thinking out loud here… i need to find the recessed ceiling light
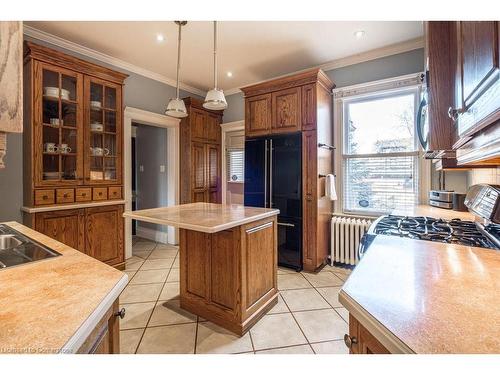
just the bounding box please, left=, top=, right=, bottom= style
left=226, top=71, right=233, bottom=78
left=354, top=30, right=365, bottom=39
left=156, top=33, right=165, bottom=42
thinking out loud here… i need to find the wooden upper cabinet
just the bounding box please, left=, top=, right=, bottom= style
left=453, top=21, right=500, bottom=140
left=206, top=113, right=221, bottom=144
left=271, top=87, right=301, bottom=133
left=460, top=22, right=499, bottom=107
left=191, top=108, right=207, bottom=142
left=85, top=205, right=123, bottom=266
left=301, top=84, right=317, bottom=131
left=245, top=93, right=272, bottom=137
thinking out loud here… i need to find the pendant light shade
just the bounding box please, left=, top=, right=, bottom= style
left=203, top=21, right=227, bottom=110
left=166, top=21, right=188, bottom=118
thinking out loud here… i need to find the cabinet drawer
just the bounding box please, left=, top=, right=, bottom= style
left=75, top=188, right=92, bottom=202
left=56, top=189, right=75, bottom=204
left=108, top=187, right=122, bottom=200
left=34, top=189, right=55, bottom=205
left=93, top=188, right=108, bottom=201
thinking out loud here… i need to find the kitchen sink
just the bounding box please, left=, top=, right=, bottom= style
left=0, top=224, right=61, bottom=269
left=0, top=234, right=23, bottom=250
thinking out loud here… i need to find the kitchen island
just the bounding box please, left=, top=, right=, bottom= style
left=339, top=235, right=500, bottom=354
left=0, top=222, right=128, bottom=354
left=123, top=203, right=280, bottom=335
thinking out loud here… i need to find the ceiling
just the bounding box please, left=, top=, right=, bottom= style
left=25, top=21, right=423, bottom=94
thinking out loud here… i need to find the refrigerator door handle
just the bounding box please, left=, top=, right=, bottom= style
left=264, top=139, right=268, bottom=208
left=269, top=139, right=273, bottom=208
left=278, top=222, right=295, bottom=227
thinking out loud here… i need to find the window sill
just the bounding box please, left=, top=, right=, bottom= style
left=227, top=181, right=244, bottom=184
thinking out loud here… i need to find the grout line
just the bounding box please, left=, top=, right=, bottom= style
left=248, top=329, right=256, bottom=352
left=194, top=317, right=199, bottom=354
left=279, top=292, right=312, bottom=350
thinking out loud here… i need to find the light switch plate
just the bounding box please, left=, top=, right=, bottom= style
left=139, top=165, right=144, bottom=172
left=160, top=165, right=165, bottom=173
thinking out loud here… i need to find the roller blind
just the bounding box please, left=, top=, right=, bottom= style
left=227, top=149, right=244, bottom=182
left=343, top=88, right=420, bottom=214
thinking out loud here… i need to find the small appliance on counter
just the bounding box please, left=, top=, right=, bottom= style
left=428, top=190, right=454, bottom=209
left=359, top=184, right=500, bottom=259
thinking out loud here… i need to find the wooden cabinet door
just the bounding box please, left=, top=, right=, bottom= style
left=245, top=93, right=272, bottom=137
left=207, top=144, right=220, bottom=203
left=191, top=142, right=207, bottom=202
left=34, top=62, right=84, bottom=187
left=191, top=108, right=207, bottom=142
left=301, top=84, right=317, bottom=131
left=84, top=76, right=123, bottom=185
left=85, top=205, right=124, bottom=266
left=35, top=209, right=85, bottom=251
left=272, top=87, right=301, bottom=134
left=455, top=21, right=500, bottom=138
left=302, top=130, right=318, bottom=271
left=206, top=113, right=221, bottom=144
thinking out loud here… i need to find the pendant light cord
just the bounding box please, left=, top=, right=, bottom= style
left=176, top=22, right=182, bottom=99
left=213, top=21, right=218, bottom=90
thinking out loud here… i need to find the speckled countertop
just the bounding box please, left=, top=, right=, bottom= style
left=0, top=222, right=127, bottom=354
left=123, top=202, right=279, bottom=233
left=339, top=206, right=500, bottom=353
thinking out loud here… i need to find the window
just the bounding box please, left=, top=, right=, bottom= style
left=343, top=88, right=420, bottom=214
left=227, top=149, right=244, bottom=182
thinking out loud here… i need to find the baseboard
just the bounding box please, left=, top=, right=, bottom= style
left=135, top=225, right=168, bottom=244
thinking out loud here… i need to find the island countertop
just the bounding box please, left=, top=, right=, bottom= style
left=123, top=202, right=280, bottom=233
left=0, top=221, right=127, bottom=353
left=339, top=235, right=500, bottom=354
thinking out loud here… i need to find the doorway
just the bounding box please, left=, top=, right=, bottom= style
left=123, top=107, right=180, bottom=259
left=221, top=120, right=245, bottom=205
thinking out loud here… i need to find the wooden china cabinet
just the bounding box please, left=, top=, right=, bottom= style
left=22, top=42, right=127, bottom=268
left=179, top=97, right=224, bottom=204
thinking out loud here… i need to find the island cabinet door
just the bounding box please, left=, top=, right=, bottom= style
left=84, top=204, right=124, bottom=266
left=347, top=313, right=390, bottom=354
left=35, top=209, right=85, bottom=252
left=241, top=218, right=278, bottom=319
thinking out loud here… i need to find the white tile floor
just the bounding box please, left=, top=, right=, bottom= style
left=119, top=236, right=352, bottom=354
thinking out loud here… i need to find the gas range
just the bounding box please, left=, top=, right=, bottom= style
left=371, top=215, right=500, bottom=249
left=359, top=184, right=500, bottom=257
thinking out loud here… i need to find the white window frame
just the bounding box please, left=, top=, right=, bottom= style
left=333, top=73, right=430, bottom=217
left=226, top=148, right=245, bottom=183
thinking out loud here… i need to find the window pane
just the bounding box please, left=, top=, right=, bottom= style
left=344, top=155, right=419, bottom=214
left=346, top=93, right=416, bottom=155
left=227, top=149, right=244, bottom=182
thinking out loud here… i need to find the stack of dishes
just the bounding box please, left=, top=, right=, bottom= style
left=43, top=87, right=70, bottom=100
left=43, top=172, right=59, bottom=180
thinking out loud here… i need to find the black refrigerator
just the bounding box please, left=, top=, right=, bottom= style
left=244, top=133, right=302, bottom=270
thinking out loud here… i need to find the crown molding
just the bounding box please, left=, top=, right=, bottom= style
left=224, top=37, right=424, bottom=96
left=23, top=25, right=207, bottom=97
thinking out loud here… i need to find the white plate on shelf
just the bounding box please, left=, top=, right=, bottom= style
left=90, top=101, right=102, bottom=109
left=43, top=87, right=70, bottom=100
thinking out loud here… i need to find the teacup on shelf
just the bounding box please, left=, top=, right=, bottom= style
left=90, top=147, right=110, bottom=156
left=90, top=101, right=102, bottom=109
left=44, top=142, right=58, bottom=154
left=90, top=122, right=104, bottom=132
left=49, top=118, right=63, bottom=126
left=59, top=144, right=72, bottom=154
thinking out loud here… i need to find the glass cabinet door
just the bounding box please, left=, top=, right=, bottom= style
left=85, top=77, right=122, bottom=184
left=38, top=63, right=83, bottom=186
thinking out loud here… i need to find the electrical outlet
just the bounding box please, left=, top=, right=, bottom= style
left=160, top=165, right=165, bottom=173
left=139, top=165, right=144, bottom=172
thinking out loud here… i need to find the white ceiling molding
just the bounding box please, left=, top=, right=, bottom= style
left=23, top=25, right=207, bottom=97
left=223, top=37, right=424, bottom=96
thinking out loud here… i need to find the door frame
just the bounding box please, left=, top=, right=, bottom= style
left=124, top=106, right=180, bottom=259
left=220, top=120, right=245, bottom=204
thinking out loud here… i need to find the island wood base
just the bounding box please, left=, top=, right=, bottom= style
left=179, top=216, right=278, bottom=336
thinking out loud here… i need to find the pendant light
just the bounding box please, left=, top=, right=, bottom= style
left=203, top=21, right=227, bottom=110
left=165, top=21, right=188, bottom=118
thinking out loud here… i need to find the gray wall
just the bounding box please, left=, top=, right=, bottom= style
left=0, top=35, right=200, bottom=223
left=134, top=124, right=168, bottom=233
left=222, top=49, right=425, bottom=123
left=0, top=133, right=23, bottom=222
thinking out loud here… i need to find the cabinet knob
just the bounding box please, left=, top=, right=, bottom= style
left=63, top=193, right=68, bottom=198
left=448, top=106, right=466, bottom=122
left=114, top=308, right=126, bottom=319
left=344, top=334, right=358, bottom=349
left=43, top=195, right=48, bottom=200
